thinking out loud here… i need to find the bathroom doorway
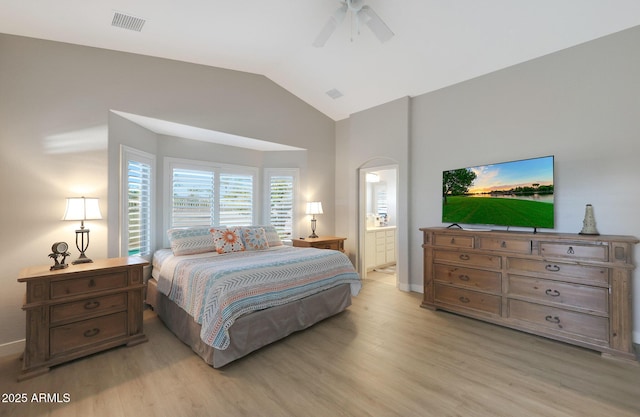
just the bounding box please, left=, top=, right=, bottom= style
left=359, top=165, right=398, bottom=286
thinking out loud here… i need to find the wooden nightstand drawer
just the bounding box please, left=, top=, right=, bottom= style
left=50, top=312, right=128, bottom=356
left=50, top=293, right=128, bottom=325
left=50, top=271, right=128, bottom=299
left=292, top=236, right=346, bottom=252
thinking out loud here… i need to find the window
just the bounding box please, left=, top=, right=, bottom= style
left=171, top=168, right=215, bottom=227
left=165, top=158, right=257, bottom=231
left=121, top=146, right=154, bottom=257
left=265, top=169, right=298, bottom=242
left=219, top=173, right=253, bottom=226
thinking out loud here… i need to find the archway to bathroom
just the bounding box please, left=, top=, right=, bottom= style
left=358, top=163, right=398, bottom=287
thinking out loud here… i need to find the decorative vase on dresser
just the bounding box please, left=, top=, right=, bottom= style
left=420, top=227, right=638, bottom=361
left=17, top=256, right=149, bottom=380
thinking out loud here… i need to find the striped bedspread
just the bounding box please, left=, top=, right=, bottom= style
left=154, top=246, right=361, bottom=350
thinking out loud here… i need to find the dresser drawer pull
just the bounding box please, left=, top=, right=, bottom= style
left=567, top=246, right=575, bottom=255
left=459, top=254, right=470, bottom=261
left=84, top=300, right=101, bottom=310
left=83, top=328, right=100, bottom=338
left=545, top=264, right=560, bottom=272
left=450, top=238, right=455, bottom=244
left=501, top=241, right=507, bottom=248
left=89, top=279, right=96, bottom=287
left=458, top=275, right=470, bottom=282
left=459, top=296, right=470, bottom=303
left=545, top=289, right=561, bottom=297
left=545, top=315, right=561, bottom=324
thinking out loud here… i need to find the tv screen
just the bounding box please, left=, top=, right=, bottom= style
left=442, top=155, right=554, bottom=230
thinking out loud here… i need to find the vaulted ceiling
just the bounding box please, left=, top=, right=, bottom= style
left=3, top=1, right=640, bottom=121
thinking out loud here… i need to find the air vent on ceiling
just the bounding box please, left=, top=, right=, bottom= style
left=326, top=88, right=343, bottom=99
left=112, top=11, right=146, bottom=32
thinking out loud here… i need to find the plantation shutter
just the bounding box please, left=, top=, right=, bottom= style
left=219, top=173, right=253, bottom=226
left=171, top=168, right=215, bottom=227
left=127, top=160, right=152, bottom=256
left=269, top=175, right=294, bottom=240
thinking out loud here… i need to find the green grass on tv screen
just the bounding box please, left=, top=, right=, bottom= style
left=442, top=196, right=554, bottom=228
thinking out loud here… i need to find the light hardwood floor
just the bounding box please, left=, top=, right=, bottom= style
left=2, top=272, right=640, bottom=417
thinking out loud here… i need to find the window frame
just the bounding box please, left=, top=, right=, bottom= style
left=120, top=145, right=155, bottom=259
left=264, top=168, right=299, bottom=243
left=163, top=157, right=259, bottom=245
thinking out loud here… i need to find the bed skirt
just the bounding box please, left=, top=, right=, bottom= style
left=146, top=278, right=352, bottom=368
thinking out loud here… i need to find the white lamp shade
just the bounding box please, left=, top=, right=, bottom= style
left=63, top=197, right=103, bottom=221
left=306, top=201, right=323, bottom=215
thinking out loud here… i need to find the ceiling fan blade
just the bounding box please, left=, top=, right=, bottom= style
left=313, top=4, right=348, bottom=47
left=358, top=5, right=394, bottom=43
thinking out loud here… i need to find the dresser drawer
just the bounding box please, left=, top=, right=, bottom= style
left=434, top=265, right=501, bottom=292
left=434, top=250, right=501, bottom=269
left=315, top=241, right=342, bottom=250
left=478, top=237, right=531, bottom=254
left=433, top=234, right=474, bottom=249
left=435, top=284, right=501, bottom=315
left=508, top=300, right=608, bottom=343
left=50, top=271, right=128, bottom=299
left=508, top=275, right=608, bottom=314
left=539, top=242, right=608, bottom=262
left=50, top=293, right=128, bottom=325
left=50, top=312, right=128, bottom=356
left=507, top=258, right=608, bottom=286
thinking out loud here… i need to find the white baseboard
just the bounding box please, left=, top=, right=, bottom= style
left=0, top=339, right=24, bottom=358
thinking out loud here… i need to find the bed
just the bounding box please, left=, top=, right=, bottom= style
left=146, top=225, right=361, bottom=368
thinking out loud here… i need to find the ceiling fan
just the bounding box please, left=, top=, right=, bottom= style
left=313, top=0, right=394, bottom=47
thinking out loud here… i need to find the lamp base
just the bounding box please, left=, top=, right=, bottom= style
left=308, top=233, right=319, bottom=238
left=72, top=257, right=93, bottom=265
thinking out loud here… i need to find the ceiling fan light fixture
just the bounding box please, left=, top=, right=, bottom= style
left=313, top=0, right=393, bottom=47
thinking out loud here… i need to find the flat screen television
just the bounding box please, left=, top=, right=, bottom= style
left=442, top=155, right=554, bottom=231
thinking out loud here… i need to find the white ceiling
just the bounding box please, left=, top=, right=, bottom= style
left=3, top=1, right=640, bottom=121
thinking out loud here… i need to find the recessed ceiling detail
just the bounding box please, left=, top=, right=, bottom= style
left=326, top=88, right=344, bottom=99
left=111, top=11, right=146, bottom=32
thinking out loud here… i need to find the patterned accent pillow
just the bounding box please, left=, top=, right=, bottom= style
left=167, top=227, right=216, bottom=256
left=211, top=227, right=245, bottom=254
left=242, top=227, right=269, bottom=250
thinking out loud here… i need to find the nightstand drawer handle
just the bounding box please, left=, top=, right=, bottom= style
left=459, top=254, right=470, bottom=261
left=83, top=328, right=100, bottom=338
left=458, top=275, right=470, bottom=281
left=545, top=264, right=560, bottom=272
left=84, top=301, right=101, bottom=310
left=459, top=296, right=470, bottom=303
left=545, top=315, right=561, bottom=324
left=545, top=289, right=560, bottom=297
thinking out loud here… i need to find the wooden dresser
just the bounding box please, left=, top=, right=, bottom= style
left=18, top=257, right=148, bottom=380
left=292, top=236, right=346, bottom=252
left=420, top=227, right=638, bottom=361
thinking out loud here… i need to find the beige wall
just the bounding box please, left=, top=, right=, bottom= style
left=0, top=34, right=335, bottom=350
left=336, top=25, right=640, bottom=342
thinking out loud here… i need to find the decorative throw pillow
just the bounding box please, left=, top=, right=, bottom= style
left=242, top=227, right=269, bottom=250
left=261, top=225, right=284, bottom=247
left=211, top=227, right=245, bottom=254
left=167, top=227, right=216, bottom=256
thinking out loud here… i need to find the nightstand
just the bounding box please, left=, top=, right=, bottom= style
left=292, top=236, right=346, bottom=252
left=17, top=256, right=148, bottom=380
